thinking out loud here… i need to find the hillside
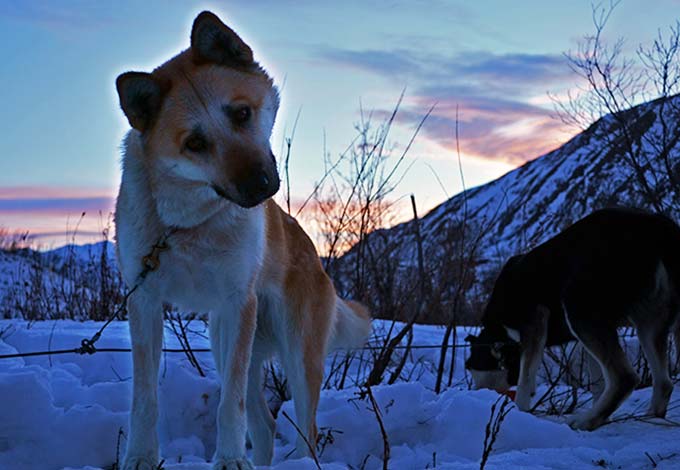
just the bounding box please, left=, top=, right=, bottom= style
left=333, top=95, right=680, bottom=323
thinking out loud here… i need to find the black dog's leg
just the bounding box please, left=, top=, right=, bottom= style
left=516, top=306, right=549, bottom=411
left=566, top=311, right=639, bottom=430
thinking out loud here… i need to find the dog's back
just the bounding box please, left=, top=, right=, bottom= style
left=469, top=208, right=680, bottom=429
left=491, top=208, right=680, bottom=337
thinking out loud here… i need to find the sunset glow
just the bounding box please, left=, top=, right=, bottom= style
left=1, top=1, right=676, bottom=246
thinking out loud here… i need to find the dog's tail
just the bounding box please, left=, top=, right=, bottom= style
left=328, top=297, right=372, bottom=351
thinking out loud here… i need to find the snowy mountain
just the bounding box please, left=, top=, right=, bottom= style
left=334, top=95, right=680, bottom=323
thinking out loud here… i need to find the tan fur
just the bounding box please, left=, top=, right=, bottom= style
left=231, top=293, right=257, bottom=389
left=115, top=12, right=370, bottom=469
left=259, top=200, right=336, bottom=448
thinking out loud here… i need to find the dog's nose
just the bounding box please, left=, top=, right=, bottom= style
left=243, top=170, right=271, bottom=196
left=236, top=168, right=279, bottom=207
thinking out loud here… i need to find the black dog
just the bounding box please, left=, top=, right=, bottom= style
left=466, top=208, right=680, bottom=430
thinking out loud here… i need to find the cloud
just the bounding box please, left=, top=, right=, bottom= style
left=401, top=109, right=567, bottom=164
left=0, top=197, right=114, bottom=213
left=321, top=48, right=424, bottom=77
left=0, top=186, right=115, bottom=213
left=398, top=92, right=572, bottom=164
left=452, top=51, right=568, bottom=85
left=321, top=48, right=569, bottom=88
left=0, top=186, right=116, bottom=247
left=318, top=47, right=576, bottom=163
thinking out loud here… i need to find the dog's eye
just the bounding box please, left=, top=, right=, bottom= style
left=184, top=134, right=209, bottom=153
left=230, top=105, right=252, bottom=125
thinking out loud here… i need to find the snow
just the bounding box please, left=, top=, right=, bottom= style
left=2, top=320, right=680, bottom=470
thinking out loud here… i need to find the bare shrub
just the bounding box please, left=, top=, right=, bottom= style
left=0, top=228, right=30, bottom=252
left=1, top=213, right=125, bottom=321
left=553, top=1, right=680, bottom=212
left=287, top=95, right=440, bottom=388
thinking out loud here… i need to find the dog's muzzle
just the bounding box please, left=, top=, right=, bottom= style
left=212, top=167, right=280, bottom=209
left=237, top=167, right=280, bottom=207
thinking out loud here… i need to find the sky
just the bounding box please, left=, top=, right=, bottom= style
left=0, top=0, right=678, bottom=247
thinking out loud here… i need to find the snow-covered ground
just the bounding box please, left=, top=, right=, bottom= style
left=1, top=320, right=680, bottom=470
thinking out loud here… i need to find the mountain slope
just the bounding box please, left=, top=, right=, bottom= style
left=335, top=95, right=680, bottom=323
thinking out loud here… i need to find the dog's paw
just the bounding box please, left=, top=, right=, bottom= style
left=212, top=457, right=255, bottom=470
left=649, top=389, right=672, bottom=418
left=648, top=400, right=668, bottom=418
left=122, top=456, right=157, bottom=470
left=566, top=412, right=604, bottom=431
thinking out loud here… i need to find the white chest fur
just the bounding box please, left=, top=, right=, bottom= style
left=153, top=213, right=265, bottom=311
left=115, top=132, right=266, bottom=313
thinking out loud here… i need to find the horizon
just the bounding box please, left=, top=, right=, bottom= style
left=1, top=0, right=677, bottom=248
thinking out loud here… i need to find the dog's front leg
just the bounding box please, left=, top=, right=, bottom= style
left=123, top=292, right=163, bottom=470
left=515, top=305, right=549, bottom=411
left=210, top=291, right=257, bottom=470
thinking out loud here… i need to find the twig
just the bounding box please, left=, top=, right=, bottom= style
left=365, top=385, right=390, bottom=470
left=113, top=427, right=125, bottom=470
left=281, top=410, right=321, bottom=469
left=480, top=395, right=513, bottom=470
left=645, top=451, right=657, bottom=468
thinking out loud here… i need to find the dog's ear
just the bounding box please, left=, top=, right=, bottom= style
left=465, top=334, right=478, bottom=343
left=116, top=72, right=164, bottom=132
left=191, top=11, right=253, bottom=66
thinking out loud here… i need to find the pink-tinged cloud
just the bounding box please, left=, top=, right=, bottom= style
left=397, top=96, right=575, bottom=164
left=0, top=186, right=116, bottom=247
left=0, top=186, right=115, bottom=199
left=0, top=197, right=114, bottom=213
left=319, top=47, right=578, bottom=164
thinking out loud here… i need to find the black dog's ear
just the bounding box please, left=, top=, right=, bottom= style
left=191, top=11, right=253, bottom=66
left=116, top=72, right=164, bottom=132
left=465, top=334, right=478, bottom=343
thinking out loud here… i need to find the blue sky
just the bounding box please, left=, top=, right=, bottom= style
left=1, top=0, right=678, bottom=244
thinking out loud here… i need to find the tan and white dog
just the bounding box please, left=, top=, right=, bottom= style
left=114, top=11, right=371, bottom=470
